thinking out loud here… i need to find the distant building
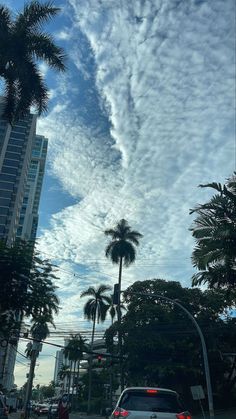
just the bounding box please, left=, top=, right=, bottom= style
left=0, top=100, right=48, bottom=391
left=16, top=135, right=48, bottom=241
left=54, top=350, right=64, bottom=384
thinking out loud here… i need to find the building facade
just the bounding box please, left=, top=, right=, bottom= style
left=0, top=103, right=37, bottom=244
left=0, top=102, right=48, bottom=391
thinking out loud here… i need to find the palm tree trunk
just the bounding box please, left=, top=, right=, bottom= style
left=117, top=257, right=124, bottom=391
left=87, top=305, right=97, bottom=414
left=72, top=361, right=76, bottom=409
left=24, top=350, right=37, bottom=419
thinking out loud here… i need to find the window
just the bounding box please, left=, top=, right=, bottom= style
left=5, top=152, right=21, bottom=160
left=0, top=190, right=11, bottom=198
left=0, top=207, right=8, bottom=215
left=120, top=391, right=183, bottom=413
left=4, top=159, right=19, bottom=168
left=0, top=215, right=7, bottom=225
left=8, top=138, right=24, bottom=146
left=1, top=166, right=18, bottom=175
left=0, top=198, right=11, bottom=209
left=0, top=174, right=15, bottom=182
left=7, top=145, right=22, bottom=153
left=10, top=132, right=25, bottom=140
left=0, top=182, right=14, bottom=191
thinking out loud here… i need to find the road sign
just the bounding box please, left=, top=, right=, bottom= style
left=191, top=385, right=205, bottom=400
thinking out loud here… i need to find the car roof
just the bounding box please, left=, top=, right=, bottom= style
left=121, top=387, right=177, bottom=394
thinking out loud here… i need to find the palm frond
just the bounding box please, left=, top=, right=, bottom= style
left=18, top=1, right=60, bottom=30
left=199, top=182, right=223, bottom=193
left=97, top=284, right=112, bottom=295
left=29, top=32, right=66, bottom=71
left=0, top=6, right=11, bottom=33
left=80, top=287, right=96, bottom=298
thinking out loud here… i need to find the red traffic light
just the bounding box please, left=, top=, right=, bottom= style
left=97, top=355, right=102, bottom=363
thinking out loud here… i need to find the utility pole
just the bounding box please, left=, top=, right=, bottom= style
left=126, top=291, right=215, bottom=419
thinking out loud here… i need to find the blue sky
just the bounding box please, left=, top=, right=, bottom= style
left=5, top=0, right=235, bottom=385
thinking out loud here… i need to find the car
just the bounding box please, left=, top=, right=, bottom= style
left=35, top=404, right=49, bottom=416
left=0, top=396, right=8, bottom=419
left=110, top=387, right=192, bottom=419
left=48, top=404, right=59, bottom=419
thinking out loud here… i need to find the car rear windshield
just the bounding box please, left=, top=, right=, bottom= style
left=119, top=391, right=183, bottom=413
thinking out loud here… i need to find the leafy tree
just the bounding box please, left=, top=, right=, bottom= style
left=0, top=239, right=59, bottom=336
left=190, top=173, right=236, bottom=291
left=80, top=284, right=111, bottom=413
left=104, top=219, right=142, bottom=389
left=0, top=0, right=66, bottom=123
left=105, top=279, right=236, bottom=409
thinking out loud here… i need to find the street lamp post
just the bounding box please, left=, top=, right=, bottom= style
left=126, top=292, right=215, bottom=419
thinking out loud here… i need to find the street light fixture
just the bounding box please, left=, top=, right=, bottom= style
left=124, top=291, right=215, bottom=419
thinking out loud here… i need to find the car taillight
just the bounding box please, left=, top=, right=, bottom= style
left=113, top=408, right=130, bottom=417
left=176, top=413, right=192, bottom=419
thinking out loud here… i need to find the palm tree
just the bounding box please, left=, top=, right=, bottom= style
left=107, top=294, right=126, bottom=325
left=190, top=173, right=236, bottom=291
left=58, top=364, right=70, bottom=393
left=64, top=334, right=87, bottom=403
left=24, top=314, right=54, bottom=418
left=80, top=284, right=111, bottom=413
left=104, top=219, right=142, bottom=389
left=0, top=1, right=66, bottom=123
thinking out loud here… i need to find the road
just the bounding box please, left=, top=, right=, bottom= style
left=9, top=408, right=236, bottom=419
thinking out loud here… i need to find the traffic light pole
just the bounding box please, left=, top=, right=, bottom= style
left=125, top=292, right=215, bottom=419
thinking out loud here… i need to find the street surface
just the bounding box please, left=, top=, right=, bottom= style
left=9, top=408, right=236, bottom=419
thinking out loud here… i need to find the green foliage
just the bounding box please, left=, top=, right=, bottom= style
left=0, top=0, right=66, bottom=122
left=80, top=284, right=112, bottom=326
left=0, top=239, right=59, bottom=336
left=64, top=334, right=87, bottom=362
left=190, top=173, right=236, bottom=290
left=105, top=279, right=236, bottom=407
left=105, top=219, right=143, bottom=267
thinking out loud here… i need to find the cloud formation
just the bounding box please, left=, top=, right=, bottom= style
left=14, top=0, right=235, bottom=387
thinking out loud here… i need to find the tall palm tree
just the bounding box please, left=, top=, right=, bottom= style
left=64, top=334, right=87, bottom=402
left=80, top=284, right=111, bottom=413
left=24, top=314, right=54, bottom=418
left=190, top=173, right=236, bottom=291
left=104, top=219, right=142, bottom=390
left=0, top=1, right=66, bottom=123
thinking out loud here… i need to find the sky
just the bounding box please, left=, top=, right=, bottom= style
left=5, top=0, right=235, bottom=387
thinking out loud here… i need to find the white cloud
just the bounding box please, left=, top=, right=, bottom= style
left=25, top=0, right=236, bottom=385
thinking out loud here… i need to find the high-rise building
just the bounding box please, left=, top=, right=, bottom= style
left=0, top=100, right=48, bottom=391
left=0, top=100, right=37, bottom=244
left=16, top=135, right=48, bottom=241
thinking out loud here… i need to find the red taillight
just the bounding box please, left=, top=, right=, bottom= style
left=113, top=408, right=130, bottom=417
left=146, top=389, right=158, bottom=394
left=176, top=413, right=192, bottom=419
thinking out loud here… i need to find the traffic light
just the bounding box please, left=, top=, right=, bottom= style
left=113, top=283, right=119, bottom=305
left=97, top=355, right=102, bottom=364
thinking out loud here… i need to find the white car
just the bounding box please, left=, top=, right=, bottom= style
left=110, top=387, right=192, bottom=419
